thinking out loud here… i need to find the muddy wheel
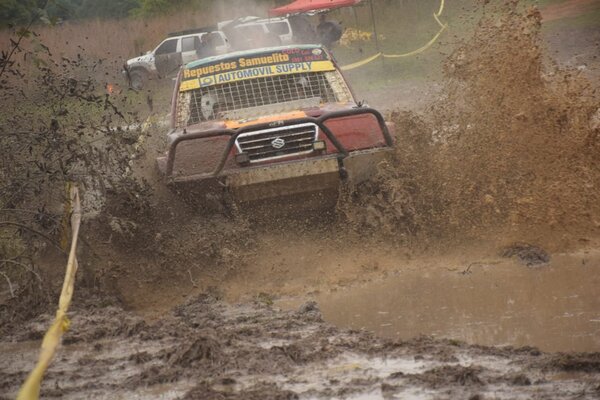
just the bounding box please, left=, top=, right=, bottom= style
left=222, top=188, right=241, bottom=218
left=128, top=69, right=148, bottom=90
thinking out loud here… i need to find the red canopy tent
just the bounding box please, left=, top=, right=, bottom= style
left=269, top=0, right=363, bottom=16
left=269, top=0, right=379, bottom=55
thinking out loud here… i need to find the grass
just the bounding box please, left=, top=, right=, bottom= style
left=543, top=7, right=600, bottom=30
left=333, top=0, right=600, bottom=91
left=338, top=48, right=445, bottom=93
left=330, top=0, right=476, bottom=90
left=532, top=0, right=568, bottom=6
left=0, top=14, right=210, bottom=61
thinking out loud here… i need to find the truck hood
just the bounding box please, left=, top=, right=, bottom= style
left=224, top=102, right=359, bottom=129
left=127, top=52, right=154, bottom=67
left=168, top=101, right=359, bottom=144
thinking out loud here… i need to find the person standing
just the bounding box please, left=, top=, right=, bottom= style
left=316, top=14, right=343, bottom=48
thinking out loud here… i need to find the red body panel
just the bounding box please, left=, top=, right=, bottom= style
left=163, top=111, right=389, bottom=177
left=170, top=136, right=238, bottom=177
left=321, top=113, right=386, bottom=153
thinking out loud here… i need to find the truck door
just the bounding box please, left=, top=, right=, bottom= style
left=209, top=32, right=230, bottom=54
left=267, top=21, right=293, bottom=45
left=154, top=38, right=182, bottom=77
left=181, top=35, right=201, bottom=64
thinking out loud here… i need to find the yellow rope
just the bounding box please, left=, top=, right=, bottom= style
left=340, top=52, right=382, bottom=71
left=340, top=0, right=446, bottom=70
left=17, top=186, right=82, bottom=400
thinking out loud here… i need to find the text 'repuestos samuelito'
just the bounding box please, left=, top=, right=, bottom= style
left=183, top=53, right=293, bottom=79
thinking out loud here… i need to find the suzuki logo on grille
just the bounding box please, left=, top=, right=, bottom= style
left=271, top=137, right=285, bottom=149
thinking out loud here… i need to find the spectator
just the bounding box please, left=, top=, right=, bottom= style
left=196, top=33, right=217, bottom=58
left=316, top=14, right=342, bottom=49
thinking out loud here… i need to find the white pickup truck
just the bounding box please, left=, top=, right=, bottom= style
left=122, top=16, right=322, bottom=90
left=123, top=30, right=230, bottom=90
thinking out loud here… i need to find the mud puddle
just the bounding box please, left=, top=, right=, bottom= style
left=279, top=248, right=600, bottom=353
left=2, top=295, right=600, bottom=399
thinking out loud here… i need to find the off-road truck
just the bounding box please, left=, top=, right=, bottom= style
left=156, top=44, right=394, bottom=211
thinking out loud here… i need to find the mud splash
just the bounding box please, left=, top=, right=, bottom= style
left=340, top=1, right=600, bottom=249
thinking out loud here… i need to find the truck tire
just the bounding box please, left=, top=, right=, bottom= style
left=128, top=69, right=148, bottom=90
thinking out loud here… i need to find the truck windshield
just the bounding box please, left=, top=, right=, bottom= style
left=175, top=47, right=353, bottom=127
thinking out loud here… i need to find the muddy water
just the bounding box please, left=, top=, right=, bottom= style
left=5, top=296, right=599, bottom=399
left=282, top=249, right=600, bottom=353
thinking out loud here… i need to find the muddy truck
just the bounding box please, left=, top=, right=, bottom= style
left=156, top=44, right=394, bottom=212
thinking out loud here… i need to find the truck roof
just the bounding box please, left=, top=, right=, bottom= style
left=168, top=26, right=216, bottom=37
left=184, top=44, right=325, bottom=69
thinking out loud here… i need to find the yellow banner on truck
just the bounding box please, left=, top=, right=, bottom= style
left=179, top=47, right=336, bottom=92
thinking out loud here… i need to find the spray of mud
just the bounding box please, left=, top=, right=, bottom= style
left=341, top=1, right=600, bottom=250
left=87, top=1, right=600, bottom=309
left=6, top=1, right=598, bottom=321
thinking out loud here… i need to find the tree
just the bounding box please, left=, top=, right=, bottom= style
left=0, top=0, right=41, bottom=27
left=45, top=0, right=80, bottom=21
left=76, top=0, right=139, bottom=19
left=131, top=0, right=189, bottom=17
left=0, top=0, right=141, bottom=26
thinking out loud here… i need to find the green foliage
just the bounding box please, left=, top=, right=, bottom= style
left=0, top=0, right=43, bottom=27
left=0, top=0, right=286, bottom=25
left=76, top=0, right=139, bottom=19
left=0, top=0, right=141, bottom=26
left=130, top=0, right=280, bottom=18
left=131, top=0, right=181, bottom=17
left=45, top=0, right=78, bottom=21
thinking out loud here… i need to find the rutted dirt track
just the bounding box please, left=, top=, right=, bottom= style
left=2, top=296, right=600, bottom=399
left=2, top=1, right=600, bottom=399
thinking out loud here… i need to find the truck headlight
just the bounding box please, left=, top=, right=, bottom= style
left=313, top=140, right=326, bottom=151
left=235, top=152, right=250, bottom=164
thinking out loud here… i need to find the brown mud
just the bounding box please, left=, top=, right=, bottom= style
left=2, top=295, right=600, bottom=399
left=341, top=2, right=600, bottom=250
left=2, top=1, right=600, bottom=399
left=279, top=246, right=600, bottom=354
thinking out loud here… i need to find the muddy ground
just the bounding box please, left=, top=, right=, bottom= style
left=2, top=295, right=600, bottom=399
left=1, top=1, right=600, bottom=399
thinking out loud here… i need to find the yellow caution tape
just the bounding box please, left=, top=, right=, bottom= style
left=384, top=0, right=446, bottom=58
left=433, top=9, right=445, bottom=28
left=340, top=0, right=446, bottom=70
left=17, top=186, right=82, bottom=400
left=141, top=114, right=157, bottom=133
left=340, top=52, right=382, bottom=71
left=437, top=0, right=445, bottom=18
left=59, top=182, right=72, bottom=251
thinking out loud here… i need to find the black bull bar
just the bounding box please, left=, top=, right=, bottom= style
left=165, top=107, right=394, bottom=181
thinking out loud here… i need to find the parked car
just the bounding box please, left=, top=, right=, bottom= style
left=123, top=29, right=230, bottom=90
left=217, top=16, right=296, bottom=50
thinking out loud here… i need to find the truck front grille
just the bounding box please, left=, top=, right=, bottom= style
left=235, top=123, right=318, bottom=162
